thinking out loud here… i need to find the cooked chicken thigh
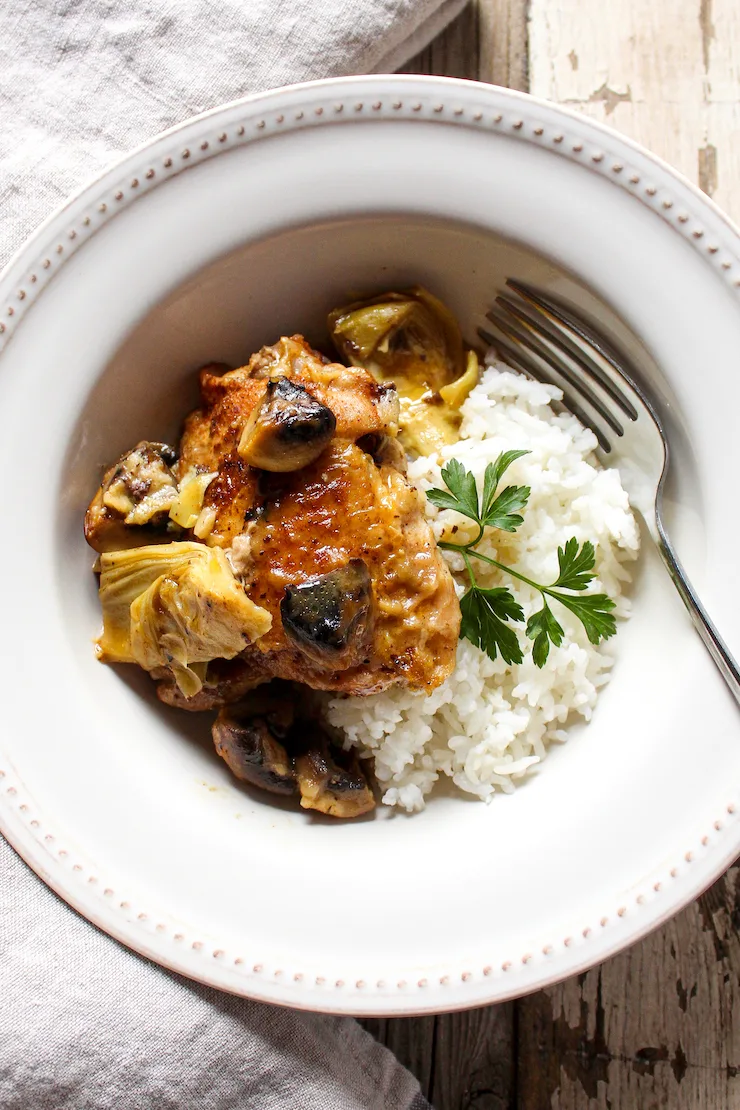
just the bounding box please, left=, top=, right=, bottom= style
left=166, top=335, right=460, bottom=698
left=87, top=333, right=460, bottom=707
left=85, top=324, right=464, bottom=817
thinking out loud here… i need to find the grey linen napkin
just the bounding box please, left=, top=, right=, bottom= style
left=0, top=842, right=428, bottom=1109
left=0, top=0, right=466, bottom=264
left=0, top=0, right=469, bottom=1105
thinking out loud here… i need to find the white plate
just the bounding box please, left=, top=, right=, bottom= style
left=2, top=75, right=740, bottom=1017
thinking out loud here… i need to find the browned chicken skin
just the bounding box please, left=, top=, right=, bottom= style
left=82, top=328, right=463, bottom=816
left=178, top=339, right=398, bottom=481
left=85, top=333, right=462, bottom=814
left=168, top=335, right=460, bottom=698
left=234, top=440, right=458, bottom=692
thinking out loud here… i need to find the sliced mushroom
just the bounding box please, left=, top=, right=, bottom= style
left=213, top=695, right=297, bottom=796
left=356, top=432, right=408, bottom=474
left=154, top=650, right=269, bottom=712
left=84, top=441, right=179, bottom=553
left=280, top=559, right=373, bottom=667
left=238, top=378, right=336, bottom=472
left=294, top=728, right=375, bottom=818
left=209, top=684, right=376, bottom=817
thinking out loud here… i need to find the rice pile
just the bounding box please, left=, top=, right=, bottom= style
left=327, top=360, right=640, bottom=812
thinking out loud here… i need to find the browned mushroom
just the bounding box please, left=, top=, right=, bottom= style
left=154, top=656, right=268, bottom=711
left=212, top=693, right=297, bottom=796
left=211, top=687, right=375, bottom=817
left=356, top=432, right=408, bottom=473
left=238, top=378, right=336, bottom=472
left=84, top=441, right=179, bottom=553
left=280, top=559, right=373, bottom=667
left=294, top=727, right=376, bottom=818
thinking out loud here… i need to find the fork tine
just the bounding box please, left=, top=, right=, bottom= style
left=495, top=293, right=638, bottom=422
left=489, top=301, right=625, bottom=438
left=506, top=280, right=640, bottom=420
left=477, top=324, right=612, bottom=453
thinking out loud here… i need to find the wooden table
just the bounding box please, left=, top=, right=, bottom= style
left=361, top=3, right=740, bottom=1106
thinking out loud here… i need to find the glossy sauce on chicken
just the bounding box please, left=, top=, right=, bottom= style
left=173, top=336, right=460, bottom=695
left=84, top=304, right=469, bottom=817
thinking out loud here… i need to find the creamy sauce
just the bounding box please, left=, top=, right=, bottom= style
left=375, top=350, right=480, bottom=456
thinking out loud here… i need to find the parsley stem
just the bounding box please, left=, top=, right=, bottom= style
left=439, top=522, right=484, bottom=550
left=465, top=547, right=542, bottom=592
left=461, top=548, right=478, bottom=587
left=428, top=456, right=615, bottom=664
left=439, top=540, right=479, bottom=588
left=462, top=546, right=585, bottom=605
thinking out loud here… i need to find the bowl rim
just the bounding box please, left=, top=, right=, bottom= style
left=4, top=73, right=740, bottom=299
left=2, top=73, right=740, bottom=1016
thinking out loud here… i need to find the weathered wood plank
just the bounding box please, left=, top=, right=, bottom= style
left=528, top=0, right=740, bottom=221
left=431, top=1004, right=515, bottom=1109
left=518, top=870, right=740, bottom=1108
left=404, top=0, right=481, bottom=80
left=478, top=0, right=530, bottom=91
left=522, top=1, right=740, bottom=1106
left=403, top=0, right=529, bottom=90
left=360, top=1006, right=516, bottom=1109
left=360, top=1017, right=437, bottom=1100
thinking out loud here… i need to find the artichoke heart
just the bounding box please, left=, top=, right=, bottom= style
left=328, top=288, right=479, bottom=455
left=328, top=286, right=465, bottom=393
left=168, top=468, right=218, bottom=528
left=96, top=541, right=272, bottom=696
left=439, top=349, right=480, bottom=409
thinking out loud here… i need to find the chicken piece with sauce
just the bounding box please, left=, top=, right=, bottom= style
left=84, top=291, right=471, bottom=816
left=147, top=334, right=460, bottom=704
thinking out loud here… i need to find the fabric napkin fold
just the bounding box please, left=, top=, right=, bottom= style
left=0, top=0, right=470, bottom=1106
left=0, top=0, right=467, bottom=267
left=0, top=843, right=428, bottom=1110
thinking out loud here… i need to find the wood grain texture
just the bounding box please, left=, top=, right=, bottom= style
left=518, top=870, right=740, bottom=1108
left=431, top=1005, right=515, bottom=1109
left=404, top=0, right=529, bottom=88
left=362, top=3, right=740, bottom=1107
left=528, top=0, right=740, bottom=221
left=477, top=0, right=529, bottom=90
left=404, top=0, right=481, bottom=80
left=361, top=1006, right=515, bottom=1109
left=524, top=2, right=740, bottom=1107
left=361, top=1017, right=437, bottom=1099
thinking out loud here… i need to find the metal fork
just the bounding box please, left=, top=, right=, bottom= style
left=478, top=279, right=740, bottom=704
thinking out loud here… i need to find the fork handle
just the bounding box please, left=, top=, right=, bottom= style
left=657, top=524, right=740, bottom=703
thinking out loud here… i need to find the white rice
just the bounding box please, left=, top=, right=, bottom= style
left=327, top=361, right=640, bottom=812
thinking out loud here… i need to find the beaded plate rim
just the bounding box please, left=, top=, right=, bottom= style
left=2, top=74, right=740, bottom=1016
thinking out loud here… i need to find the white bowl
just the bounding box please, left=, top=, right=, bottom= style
left=3, top=75, right=740, bottom=1016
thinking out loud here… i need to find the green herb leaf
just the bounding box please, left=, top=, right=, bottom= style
left=478, top=585, right=525, bottom=625
left=481, top=449, right=530, bottom=519
left=425, top=487, right=469, bottom=516
left=460, top=586, right=524, bottom=665
left=426, top=458, right=480, bottom=523
left=552, top=538, right=597, bottom=592
left=548, top=591, right=617, bottom=645
left=430, top=455, right=618, bottom=671
left=525, top=602, right=564, bottom=667
left=483, top=484, right=531, bottom=532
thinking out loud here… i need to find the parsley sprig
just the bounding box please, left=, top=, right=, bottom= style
left=427, top=455, right=617, bottom=667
